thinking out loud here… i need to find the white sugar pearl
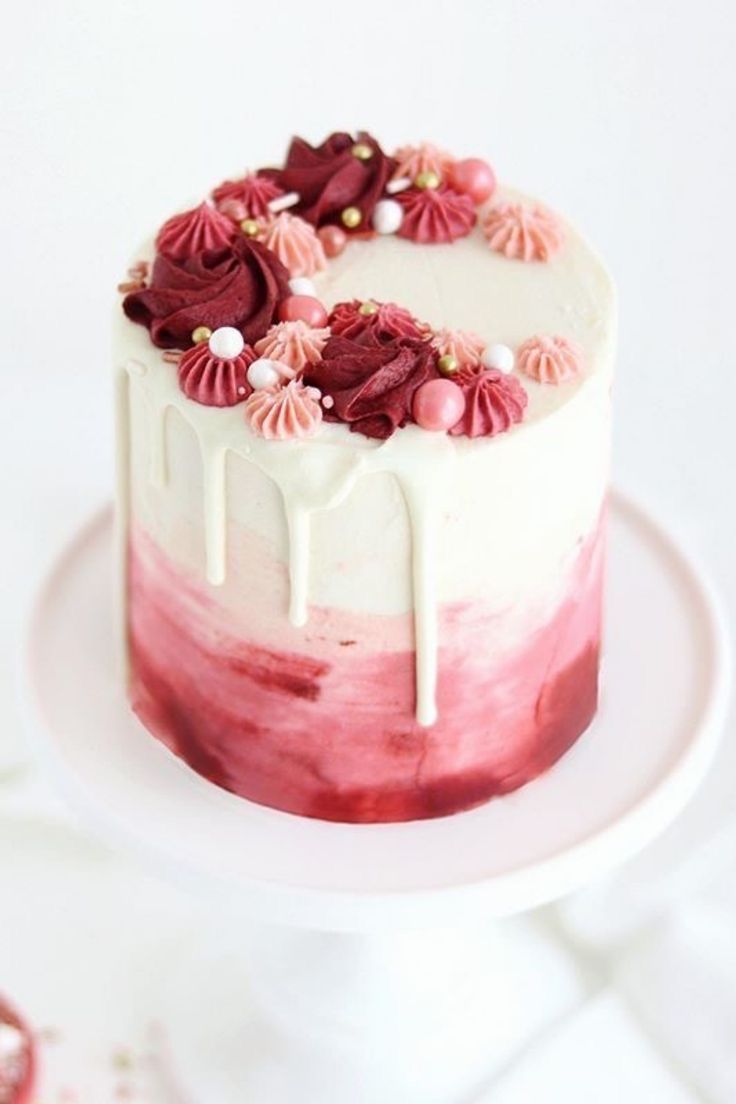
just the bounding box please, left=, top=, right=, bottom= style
left=482, top=343, right=515, bottom=374
left=208, top=326, right=244, bottom=360
left=322, top=394, right=334, bottom=409
left=372, top=198, right=404, bottom=235
left=247, top=358, right=282, bottom=390
left=289, top=276, right=317, bottom=297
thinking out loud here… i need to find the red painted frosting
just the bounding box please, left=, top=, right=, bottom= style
left=212, top=172, right=284, bottom=220
left=396, top=186, right=476, bottom=244
left=128, top=519, right=604, bottom=823
left=123, top=238, right=291, bottom=348
left=449, top=368, right=528, bottom=438
left=155, top=202, right=236, bottom=261
left=261, top=131, right=395, bottom=230
left=0, top=996, right=35, bottom=1104
left=328, top=299, right=430, bottom=343
left=177, top=341, right=256, bottom=406
left=303, top=333, right=438, bottom=439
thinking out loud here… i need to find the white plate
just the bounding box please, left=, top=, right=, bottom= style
left=21, top=491, right=730, bottom=931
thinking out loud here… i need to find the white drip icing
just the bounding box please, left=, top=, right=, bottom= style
left=148, top=398, right=169, bottom=488
left=284, top=501, right=310, bottom=627
left=121, top=367, right=450, bottom=726
left=398, top=478, right=439, bottom=727
left=201, top=441, right=228, bottom=586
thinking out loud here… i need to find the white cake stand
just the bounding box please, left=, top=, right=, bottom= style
left=20, top=491, right=730, bottom=1104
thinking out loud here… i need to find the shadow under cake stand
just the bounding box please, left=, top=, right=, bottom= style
left=21, top=491, right=730, bottom=1104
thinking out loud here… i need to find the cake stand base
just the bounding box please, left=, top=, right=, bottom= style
left=21, top=491, right=730, bottom=1104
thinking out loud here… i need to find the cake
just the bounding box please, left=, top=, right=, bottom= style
left=114, top=131, right=615, bottom=823
left=0, top=997, right=35, bottom=1104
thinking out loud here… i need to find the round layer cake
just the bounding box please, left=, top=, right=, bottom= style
left=114, top=132, right=616, bottom=823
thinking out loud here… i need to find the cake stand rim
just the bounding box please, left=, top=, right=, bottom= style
left=18, top=488, right=732, bottom=930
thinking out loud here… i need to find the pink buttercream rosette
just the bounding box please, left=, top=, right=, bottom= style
left=516, top=334, right=583, bottom=384
left=260, top=212, right=327, bottom=278
left=482, top=202, right=563, bottom=262
left=391, top=142, right=455, bottom=183
left=155, top=202, right=235, bottom=261
left=244, top=380, right=323, bottom=440
left=254, top=320, right=330, bottom=373
left=177, top=340, right=256, bottom=406
left=432, top=328, right=485, bottom=369
left=212, top=172, right=284, bottom=221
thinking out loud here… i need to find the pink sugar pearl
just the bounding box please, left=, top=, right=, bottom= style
left=317, top=225, right=348, bottom=258
left=278, top=295, right=328, bottom=327
left=413, top=379, right=466, bottom=432
left=448, top=158, right=497, bottom=205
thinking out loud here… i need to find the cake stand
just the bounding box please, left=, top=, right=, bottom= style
left=20, top=491, right=730, bottom=1104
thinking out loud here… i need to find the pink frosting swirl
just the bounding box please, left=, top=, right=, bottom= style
left=212, top=173, right=284, bottom=220
left=391, top=142, right=454, bottom=183
left=155, top=202, right=236, bottom=261
left=260, top=212, right=327, bottom=278
left=177, top=340, right=256, bottom=406
left=397, top=186, right=476, bottom=244
left=449, top=368, right=528, bottom=438
left=432, top=328, right=485, bottom=369
left=482, top=202, right=563, bottom=262
left=254, top=320, right=330, bottom=372
left=328, top=299, right=430, bottom=344
left=517, top=334, right=583, bottom=384
left=244, top=380, right=323, bottom=440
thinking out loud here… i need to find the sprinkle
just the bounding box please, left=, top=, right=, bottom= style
left=117, top=280, right=144, bottom=293
left=111, top=1046, right=134, bottom=1072
left=268, top=191, right=300, bottom=213
left=386, top=176, right=412, bottom=195
left=161, top=350, right=183, bottom=364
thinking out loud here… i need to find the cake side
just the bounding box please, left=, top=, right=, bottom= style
left=114, top=133, right=615, bottom=822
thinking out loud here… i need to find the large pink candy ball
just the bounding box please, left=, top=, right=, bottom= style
left=278, top=295, right=328, bottom=327
left=448, top=158, right=497, bottom=205
left=413, top=379, right=466, bottom=432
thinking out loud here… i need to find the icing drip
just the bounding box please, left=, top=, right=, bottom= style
left=285, top=502, right=310, bottom=626
left=121, top=363, right=451, bottom=725
left=148, top=400, right=169, bottom=487
left=396, top=473, right=438, bottom=727
left=202, top=442, right=228, bottom=585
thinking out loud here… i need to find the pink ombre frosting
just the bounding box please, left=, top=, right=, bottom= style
left=260, top=212, right=327, bottom=278
left=244, top=380, right=323, bottom=439
left=391, top=142, right=454, bottom=182
left=432, top=328, right=485, bottom=368
left=254, top=319, right=330, bottom=372
left=177, top=341, right=256, bottom=406
left=482, top=202, right=564, bottom=262
left=128, top=517, right=604, bottom=823
left=155, top=202, right=236, bottom=261
left=517, top=334, right=583, bottom=384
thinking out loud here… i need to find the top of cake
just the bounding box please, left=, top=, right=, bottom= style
left=116, top=130, right=615, bottom=448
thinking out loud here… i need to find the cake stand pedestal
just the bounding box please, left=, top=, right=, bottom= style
left=21, top=492, right=730, bottom=1104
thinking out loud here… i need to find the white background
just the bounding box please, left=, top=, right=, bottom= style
left=2, top=1, right=736, bottom=1099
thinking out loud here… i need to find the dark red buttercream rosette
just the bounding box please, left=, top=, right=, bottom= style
left=123, top=237, right=290, bottom=349
left=260, top=131, right=395, bottom=232
left=303, top=332, right=439, bottom=439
